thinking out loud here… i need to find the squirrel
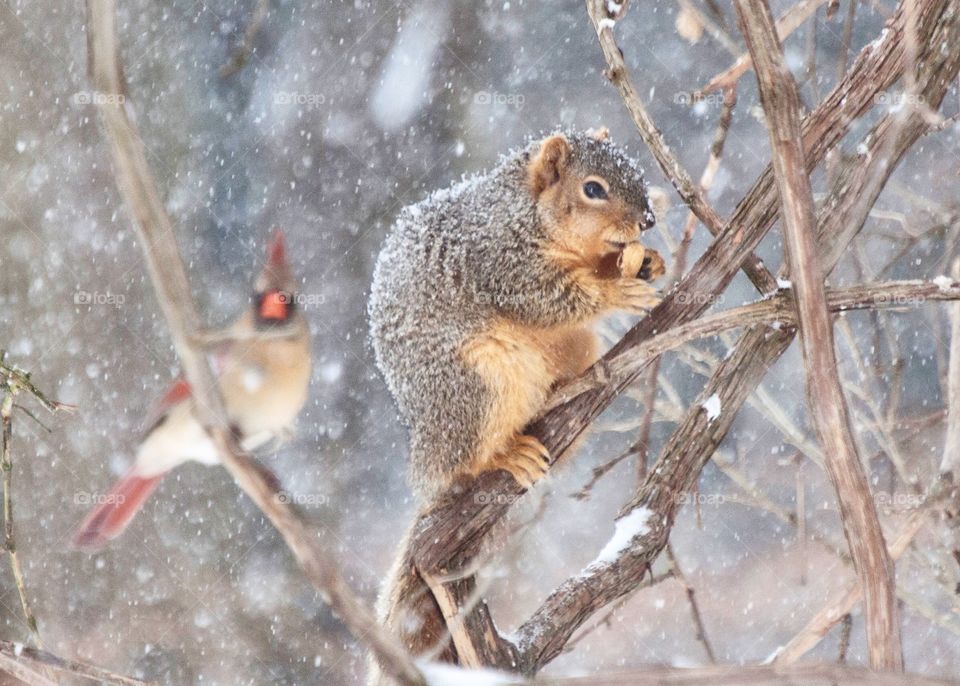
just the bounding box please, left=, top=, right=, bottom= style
left=369, top=129, right=665, bottom=501
left=366, top=130, right=666, bottom=683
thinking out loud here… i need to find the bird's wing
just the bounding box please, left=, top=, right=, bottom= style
left=139, top=342, right=235, bottom=437
left=140, top=377, right=192, bottom=437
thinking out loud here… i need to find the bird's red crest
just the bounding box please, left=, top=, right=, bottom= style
left=267, top=229, right=286, bottom=269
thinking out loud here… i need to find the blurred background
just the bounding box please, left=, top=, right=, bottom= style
left=0, top=0, right=959, bottom=683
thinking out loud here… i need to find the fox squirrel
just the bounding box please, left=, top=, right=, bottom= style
left=369, top=130, right=665, bottom=501
left=367, top=130, right=666, bottom=683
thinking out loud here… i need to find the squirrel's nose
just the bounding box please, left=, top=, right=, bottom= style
left=635, top=215, right=654, bottom=232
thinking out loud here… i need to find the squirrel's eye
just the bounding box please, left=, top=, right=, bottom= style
left=583, top=181, right=608, bottom=200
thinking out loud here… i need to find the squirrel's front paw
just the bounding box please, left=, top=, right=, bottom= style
left=640, top=248, right=666, bottom=281
left=619, top=244, right=666, bottom=282
left=614, top=278, right=661, bottom=313
left=486, top=434, right=551, bottom=489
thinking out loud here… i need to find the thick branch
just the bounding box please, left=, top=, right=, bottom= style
left=735, top=0, right=901, bottom=669
left=85, top=2, right=425, bottom=684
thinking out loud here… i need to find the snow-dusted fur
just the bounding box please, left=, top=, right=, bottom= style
left=368, top=131, right=652, bottom=499
left=367, top=131, right=656, bottom=685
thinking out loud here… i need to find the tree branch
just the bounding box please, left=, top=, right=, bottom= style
left=84, top=1, right=425, bottom=684
left=734, top=0, right=901, bottom=669
left=532, top=662, right=960, bottom=686
left=940, top=257, right=960, bottom=477
left=547, top=278, right=960, bottom=410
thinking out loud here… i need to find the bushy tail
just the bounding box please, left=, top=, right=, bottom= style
left=367, top=518, right=455, bottom=686
left=72, top=469, right=165, bottom=550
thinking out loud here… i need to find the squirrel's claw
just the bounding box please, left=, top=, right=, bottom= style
left=488, top=434, right=551, bottom=490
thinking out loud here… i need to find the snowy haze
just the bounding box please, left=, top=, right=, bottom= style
left=1, top=1, right=959, bottom=684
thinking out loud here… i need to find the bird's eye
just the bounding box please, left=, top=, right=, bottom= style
left=583, top=181, right=608, bottom=200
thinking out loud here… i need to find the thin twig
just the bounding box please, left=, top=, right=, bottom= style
left=701, top=0, right=831, bottom=94
left=0, top=358, right=74, bottom=414
left=940, top=257, right=960, bottom=477
left=0, top=362, right=69, bottom=652
left=837, top=613, right=853, bottom=664
left=220, top=0, right=270, bottom=77
left=1, top=395, right=42, bottom=649
left=666, top=544, right=717, bottom=663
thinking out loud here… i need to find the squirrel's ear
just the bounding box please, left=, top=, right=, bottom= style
left=528, top=135, right=570, bottom=198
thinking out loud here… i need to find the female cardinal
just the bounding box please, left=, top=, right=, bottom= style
left=73, top=230, right=312, bottom=549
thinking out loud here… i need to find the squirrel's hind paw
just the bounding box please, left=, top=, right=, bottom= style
left=486, top=434, right=551, bottom=489
left=615, top=278, right=662, bottom=314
